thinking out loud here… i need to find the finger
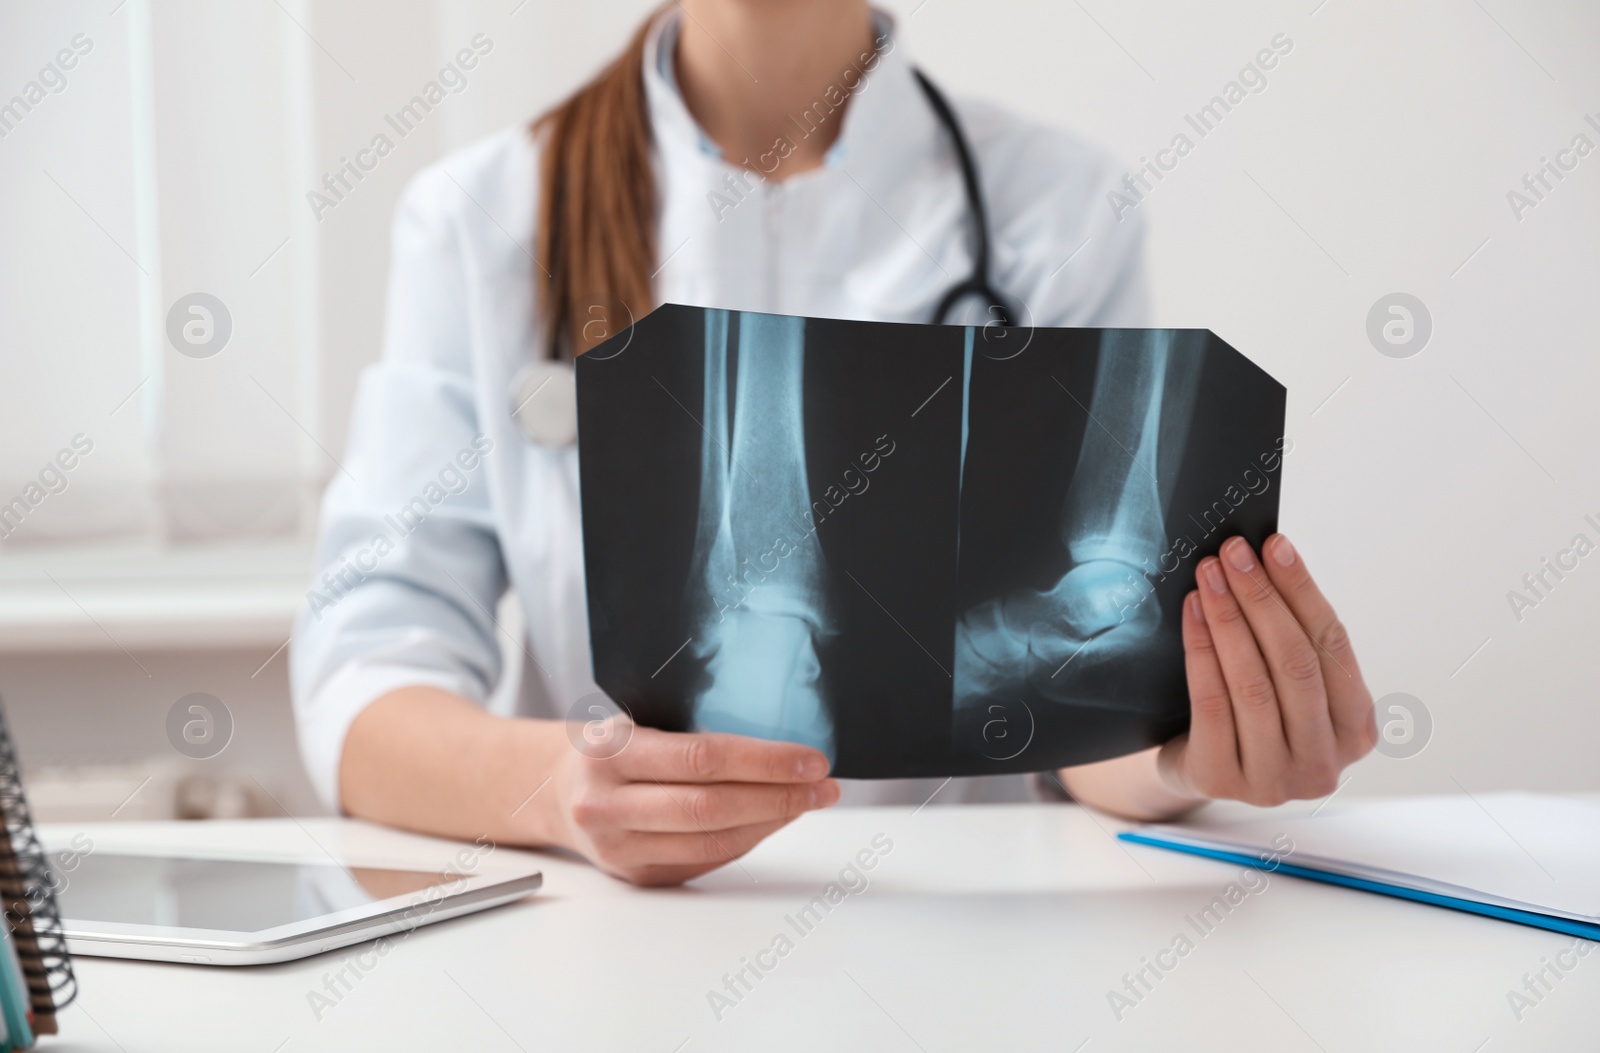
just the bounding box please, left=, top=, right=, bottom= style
left=1195, top=555, right=1289, bottom=788
left=606, top=726, right=831, bottom=785
left=1179, top=589, right=1243, bottom=797
left=1261, top=534, right=1377, bottom=760
left=606, top=778, right=840, bottom=833
left=1217, top=537, right=1337, bottom=772
left=604, top=816, right=797, bottom=870
left=619, top=863, right=722, bottom=888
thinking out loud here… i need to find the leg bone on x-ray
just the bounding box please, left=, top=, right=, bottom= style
left=954, top=329, right=1205, bottom=712
left=686, top=311, right=836, bottom=756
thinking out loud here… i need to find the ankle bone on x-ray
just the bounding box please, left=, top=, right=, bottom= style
left=686, top=310, right=835, bottom=755
left=954, top=329, right=1204, bottom=703
left=1062, top=329, right=1204, bottom=572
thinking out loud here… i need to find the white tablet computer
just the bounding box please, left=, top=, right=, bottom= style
left=49, top=843, right=542, bottom=966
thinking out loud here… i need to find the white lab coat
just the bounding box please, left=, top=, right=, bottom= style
left=290, top=11, right=1149, bottom=813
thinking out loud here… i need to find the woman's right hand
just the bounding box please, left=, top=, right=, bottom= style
left=550, top=722, right=840, bottom=886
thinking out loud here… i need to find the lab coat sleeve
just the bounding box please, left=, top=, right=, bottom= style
left=290, top=168, right=509, bottom=813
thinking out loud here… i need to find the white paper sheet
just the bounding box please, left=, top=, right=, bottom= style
left=1139, top=793, right=1600, bottom=922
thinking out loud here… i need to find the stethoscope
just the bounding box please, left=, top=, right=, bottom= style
left=513, top=69, right=1012, bottom=447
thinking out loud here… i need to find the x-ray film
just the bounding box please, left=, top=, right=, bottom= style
left=576, top=305, right=1286, bottom=779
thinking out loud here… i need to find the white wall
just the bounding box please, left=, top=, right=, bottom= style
left=901, top=0, right=1600, bottom=800
left=0, top=0, right=1596, bottom=812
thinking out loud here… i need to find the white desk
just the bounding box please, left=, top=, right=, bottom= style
left=41, top=802, right=1597, bottom=1051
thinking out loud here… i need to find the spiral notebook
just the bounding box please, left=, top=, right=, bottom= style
left=0, top=696, right=77, bottom=1049
left=1120, top=793, right=1600, bottom=941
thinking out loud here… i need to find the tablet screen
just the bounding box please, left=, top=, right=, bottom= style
left=53, top=852, right=451, bottom=933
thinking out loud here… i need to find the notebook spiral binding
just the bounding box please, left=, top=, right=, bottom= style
left=0, top=699, right=77, bottom=1021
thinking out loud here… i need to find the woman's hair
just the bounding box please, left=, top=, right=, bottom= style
left=531, top=16, right=659, bottom=357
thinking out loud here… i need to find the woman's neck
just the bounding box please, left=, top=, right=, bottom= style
left=674, top=0, right=877, bottom=178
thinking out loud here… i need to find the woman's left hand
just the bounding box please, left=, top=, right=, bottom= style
left=1157, top=533, right=1377, bottom=807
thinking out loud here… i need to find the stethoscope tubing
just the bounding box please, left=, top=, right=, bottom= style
left=910, top=69, right=1016, bottom=328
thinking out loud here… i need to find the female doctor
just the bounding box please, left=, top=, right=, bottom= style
left=292, top=0, right=1378, bottom=886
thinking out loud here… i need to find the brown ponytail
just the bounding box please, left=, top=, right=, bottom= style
left=532, top=16, right=660, bottom=357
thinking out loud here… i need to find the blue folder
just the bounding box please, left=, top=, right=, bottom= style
left=1119, top=829, right=1600, bottom=942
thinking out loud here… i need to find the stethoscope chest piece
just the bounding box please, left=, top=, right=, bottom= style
left=510, top=360, right=578, bottom=447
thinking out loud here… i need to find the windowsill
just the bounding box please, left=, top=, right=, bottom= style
left=0, top=540, right=312, bottom=653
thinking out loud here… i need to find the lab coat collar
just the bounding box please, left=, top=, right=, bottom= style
left=640, top=8, right=939, bottom=194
